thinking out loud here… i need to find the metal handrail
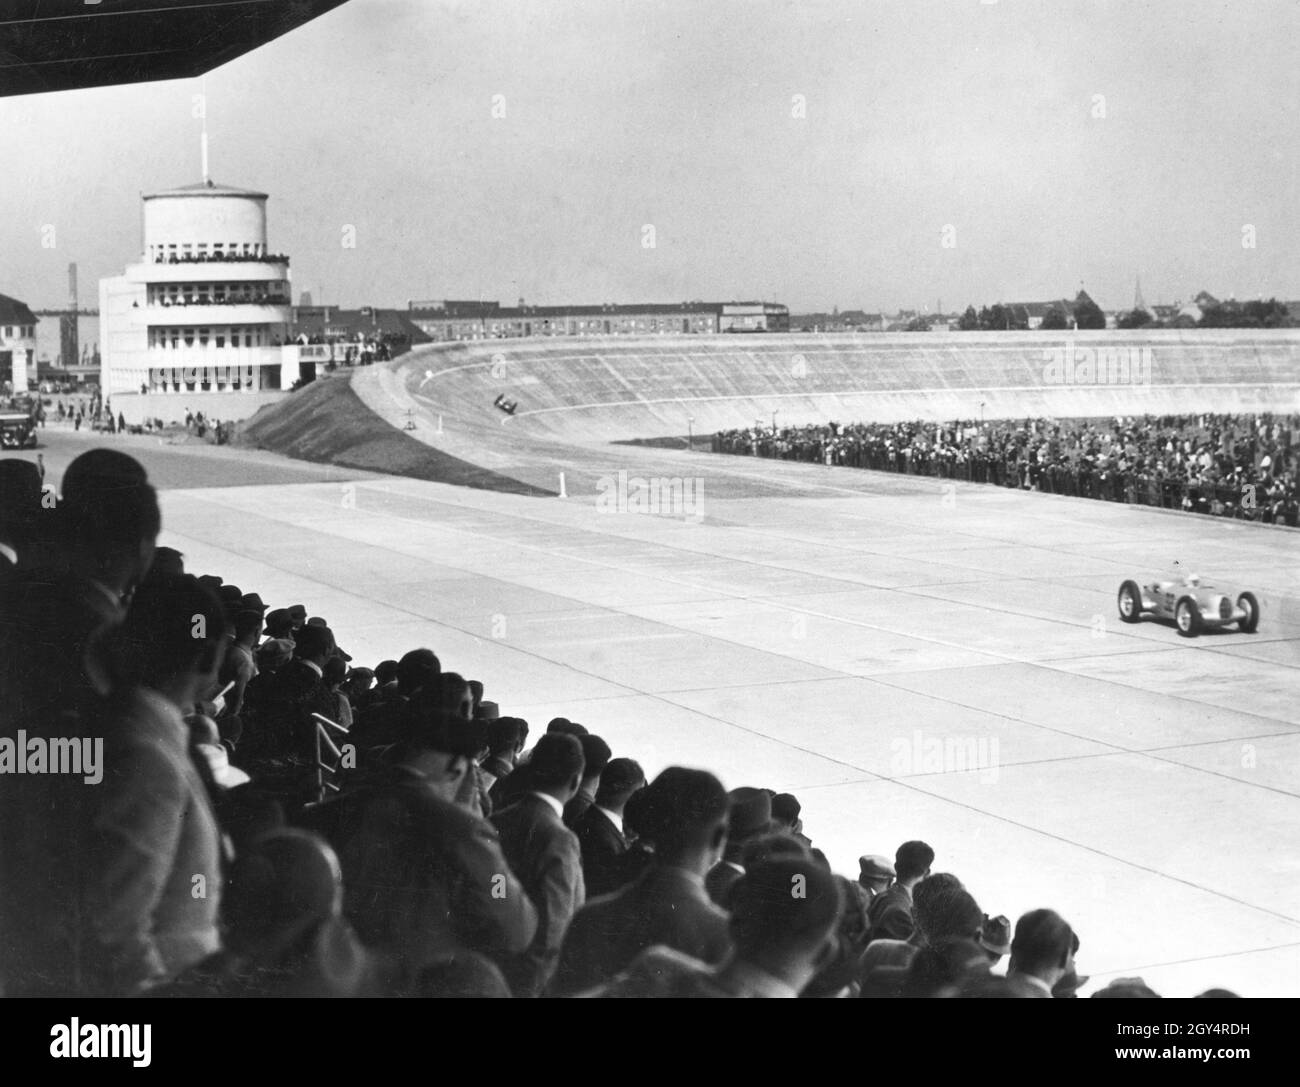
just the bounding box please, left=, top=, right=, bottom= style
left=311, top=713, right=350, bottom=804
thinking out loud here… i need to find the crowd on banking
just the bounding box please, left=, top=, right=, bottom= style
left=0, top=450, right=1244, bottom=998
left=714, top=413, right=1299, bottom=525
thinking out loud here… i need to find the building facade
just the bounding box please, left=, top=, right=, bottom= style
left=0, top=294, right=38, bottom=392
left=407, top=299, right=789, bottom=341
left=99, top=180, right=296, bottom=413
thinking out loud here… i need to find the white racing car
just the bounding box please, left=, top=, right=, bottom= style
left=1117, top=568, right=1260, bottom=638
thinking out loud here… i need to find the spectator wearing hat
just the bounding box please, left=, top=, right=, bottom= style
left=587, top=854, right=843, bottom=998
left=866, top=840, right=934, bottom=942
left=286, top=604, right=307, bottom=632
left=575, top=757, right=644, bottom=898
left=979, top=914, right=1012, bottom=965
left=564, top=733, right=611, bottom=828
left=492, top=734, right=587, bottom=997
left=857, top=855, right=895, bottom=903
left=1006, top=909, right=1077, bottom=998
left=302, top=704, right=537, bottom=989
left=705, top=786, right=775, bottom=909
left=263, top=608, right=295, bottom=642
left=551, top=767, right=732, bottom=996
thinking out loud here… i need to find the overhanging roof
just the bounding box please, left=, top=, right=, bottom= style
left=0, top=0, right=352, bottom=98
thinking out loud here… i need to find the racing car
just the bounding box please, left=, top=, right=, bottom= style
left=1117, top=567, right=1259, bottom=637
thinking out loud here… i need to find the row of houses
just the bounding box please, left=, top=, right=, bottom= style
left=406, top=299, right=791, bottom=340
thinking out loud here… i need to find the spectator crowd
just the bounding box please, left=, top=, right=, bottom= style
left=0, top=448, right=1245, bottom=998
left=714, top=413, right=1300, bottom=525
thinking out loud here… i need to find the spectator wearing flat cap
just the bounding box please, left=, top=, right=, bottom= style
left=1005, top=909, right=1077, bottom=998
left=575, top=757, right=645, bottom=898
left=564, top=733, right=611, bottom=828
left=491, top=734, right=587, bottom=997
left=705, top=786, right=774, bottom=910
left=857, top=855, right=895, bottom=903
left=301, top=705, right=537, bottom=990
left=866, top=840, right=934, bottom=943
left=551, top=767, right=732, bottom=996
left=587, top=853, right=843, bottom=998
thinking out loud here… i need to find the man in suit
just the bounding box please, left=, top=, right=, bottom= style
left=564, top=733, right=611, bottom=827
left=866, top=839, right=934, bottom=942
left=704, top=786, right=774, bottom=909
left=575, top=757, right=644, bottom=898
left=302, top=702, right=537, bottom=990
left=550, top=767, right=732, bottom=995
left=586, top=853, right=843, bottom=998
left=491, top=734, right=586, bottom=996
left=1005, top=909, right=1077, bottom=998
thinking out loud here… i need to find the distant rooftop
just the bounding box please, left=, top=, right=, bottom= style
left=143, top=179, right=269, bottom=200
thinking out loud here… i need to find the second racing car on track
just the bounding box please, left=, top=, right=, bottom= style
left=1117, top=567, right=1260, bottom=637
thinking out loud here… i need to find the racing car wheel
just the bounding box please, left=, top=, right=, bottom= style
left=1174, top=596, right=1201, bottom=638
left=1237, top=592, right=1260, bottom=634
left=1117, top=581, right=1143, bottom=623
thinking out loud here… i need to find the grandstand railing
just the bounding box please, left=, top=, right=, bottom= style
left=311, top=713, right=350, bottom=805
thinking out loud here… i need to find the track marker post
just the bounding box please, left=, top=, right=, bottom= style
left=559, top=472, right=567, bottom=498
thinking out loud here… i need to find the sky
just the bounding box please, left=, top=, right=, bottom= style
left=1, top=0, right=1297, bottom=314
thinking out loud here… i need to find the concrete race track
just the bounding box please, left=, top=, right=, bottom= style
left=21, top=365, right=1300, bottom=995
